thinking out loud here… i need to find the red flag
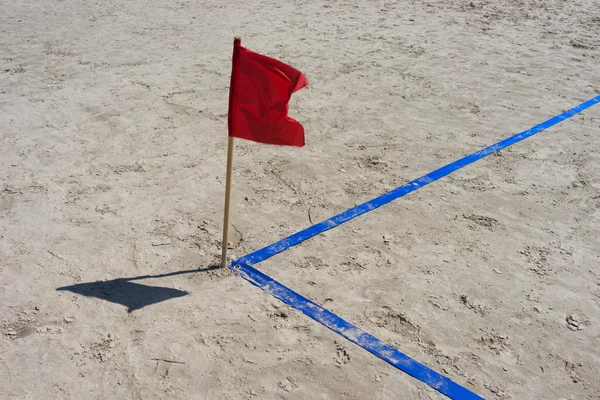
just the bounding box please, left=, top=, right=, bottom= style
left=228, top=38, right=308, bottom=147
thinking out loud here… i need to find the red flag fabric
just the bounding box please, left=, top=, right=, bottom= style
left=228, top=38, right=308, bottom=147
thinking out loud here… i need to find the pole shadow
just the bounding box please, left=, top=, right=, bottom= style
left=56, top=266, right=219, bottom=312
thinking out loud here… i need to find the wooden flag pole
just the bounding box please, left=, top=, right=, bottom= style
left=221, top=136, right=235, bottom=268
left=221, top=37, right=240, bottom=268
left=221, top=136, right=235, bottom=267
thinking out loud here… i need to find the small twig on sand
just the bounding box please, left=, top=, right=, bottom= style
left=151, top=358, right=185, bottom=364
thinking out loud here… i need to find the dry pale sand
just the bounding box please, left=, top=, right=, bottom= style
left=1, top=0, right=600, bottom=399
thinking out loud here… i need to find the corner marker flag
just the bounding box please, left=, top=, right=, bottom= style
left=221, top=37, right=308, bottom=267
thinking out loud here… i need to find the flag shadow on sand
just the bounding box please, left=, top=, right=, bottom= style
left=57, top=266, right=219, bottom=312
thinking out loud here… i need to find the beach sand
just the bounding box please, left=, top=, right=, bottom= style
left=1, top=0, right=599, bottom=398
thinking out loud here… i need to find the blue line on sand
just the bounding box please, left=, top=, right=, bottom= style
left=239, top=94, right=600, bottom=266
left=233, top=262, right=484, bottom=399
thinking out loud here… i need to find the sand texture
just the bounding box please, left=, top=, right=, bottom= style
left=1, top=0, right=599, bottom=399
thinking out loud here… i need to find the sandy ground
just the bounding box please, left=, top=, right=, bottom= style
left=1, top=0, right=600, bottom=399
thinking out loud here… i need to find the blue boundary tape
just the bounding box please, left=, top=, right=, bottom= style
left=239, top=94, right=600, bottom=266
left=233, top=262, right=484, bottom=399
left=230, top=94, right=600, bottom=399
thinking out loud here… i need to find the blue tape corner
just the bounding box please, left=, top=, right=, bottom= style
left=228, top=94, right=600, bottom=399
